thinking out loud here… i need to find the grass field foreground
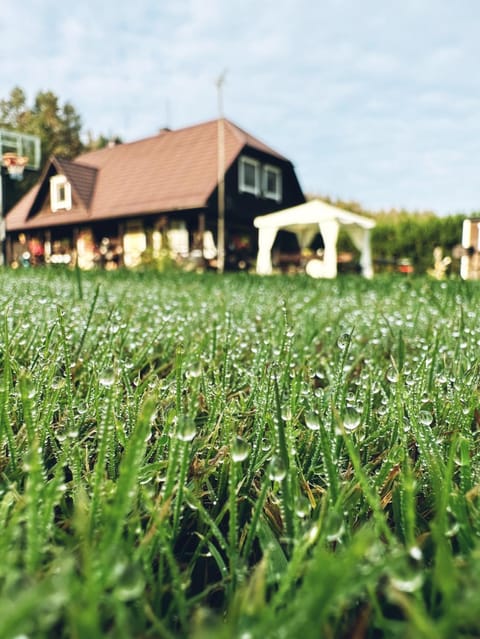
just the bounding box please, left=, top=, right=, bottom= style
left=1, top=269, right=480, bottom=638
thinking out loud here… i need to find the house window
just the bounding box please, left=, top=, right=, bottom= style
left=50, top=175, right=72, bottom=212
left=263, top=165, right=282, bottom=201
left=239, top=156, right=260, bottom=195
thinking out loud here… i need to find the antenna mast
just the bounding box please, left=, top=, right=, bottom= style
left=216, top=70, right=227, bottom=273
left=165, top=99, right=171, bottom=130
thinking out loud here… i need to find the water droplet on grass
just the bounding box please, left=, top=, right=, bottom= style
left=343, top=407, right=361, bottom=432
left=337, top=333, right=351, bottom=350
left=99, top=368, right=115, bottom=387
left=409, top=546, right=423, bottom=561
left=390, top=573, right=424, bottom=593
left=261, top=438, right=271, bottom=452
left=26, top=385, right=37, bottom=399
left=185, top=496, right=198, bottom=510
left=76, top=404, right=87, bottom=415
left=326, top=512, right=345, bottom=542
left=114, top=564, right=145, bottom=601
left=421, top=392, right=430, bottom=404
left=268, top=455, right=286, bottom=481
left=186, top=362, right=202, bottom=379
left=232, top=436, right=250, bottom=462
left=377, top=403, right=388, bottom=417
left=386, top=366, right=399, bottom=383
left=306, top=524, right=319, bottom=544
left=51, top=376, right=65, bottom=390
left=305, top=412, right=320, bottom=431
left=295, top=495, right=311, bottom=518
left=445, top=518, right=460, bottom=538
left=418, top=410, right=433, bottom=426
left=175, top=416, right=197, bottom=442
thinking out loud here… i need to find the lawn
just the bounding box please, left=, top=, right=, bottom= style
left=1, top=268, right=480, bottom=638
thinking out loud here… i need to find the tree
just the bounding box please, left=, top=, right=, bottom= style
left=0, top=86, right=122, bottom=209
left=1, top=86, right=123, bottom=161
left=0, top=87, right=84, bottom=166
left=83, top=131, right=123, bottom=152
left=0, top=86, right=29, bottom=129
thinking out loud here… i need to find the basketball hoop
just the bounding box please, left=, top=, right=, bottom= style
left=2, top=153, right=29, bottom=181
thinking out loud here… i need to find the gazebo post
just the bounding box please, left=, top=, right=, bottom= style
left=318, top=219, right=339, bottom=278
left=256, top=226, right=278, bottom=274
left=360, top=228, right=374, bottom=278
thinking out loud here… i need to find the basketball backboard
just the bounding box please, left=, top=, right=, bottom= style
left=0, top=128, right=41, bottom=171
left=0, top=129, right=41, bottom=265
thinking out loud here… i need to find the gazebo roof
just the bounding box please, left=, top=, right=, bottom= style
left=254, top=198, right=375, bottom=232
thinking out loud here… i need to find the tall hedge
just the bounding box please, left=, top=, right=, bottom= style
left=370, top=213, right=466, bottom=274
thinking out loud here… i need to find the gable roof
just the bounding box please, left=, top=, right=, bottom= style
left=6, top=118, right=291, bottom=231
left=54, top=157, right=98, bottom=209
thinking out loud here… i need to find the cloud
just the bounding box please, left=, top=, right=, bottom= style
left=2, top=0, right=480, bottom=214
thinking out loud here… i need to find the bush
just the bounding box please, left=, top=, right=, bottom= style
left=371, top=212, right=466, bottom=274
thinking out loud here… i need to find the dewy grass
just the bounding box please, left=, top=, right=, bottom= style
left=1, top=269, right=480, bottom=637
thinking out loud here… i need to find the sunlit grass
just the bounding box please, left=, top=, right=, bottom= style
left=0, top=268, right=480, bottom=638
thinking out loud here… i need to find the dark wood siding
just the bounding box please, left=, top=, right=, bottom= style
left=205, top=146, right=305, bottom=257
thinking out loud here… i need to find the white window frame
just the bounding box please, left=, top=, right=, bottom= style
left=263, top=164, right=282, bottom=201
left=50, top=175, right=72, bottom=212
left=239, top=156, right=261, bottom=196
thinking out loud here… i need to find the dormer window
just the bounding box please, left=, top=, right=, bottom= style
left=50, top=175, right=72, bottom=212
left=239, top=156, right=261, bottom=196
left=238, top=156, right=282, bottom=202
left=263, top=164, right=282, bottom=201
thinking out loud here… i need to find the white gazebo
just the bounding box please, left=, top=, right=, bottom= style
left=253, top=199, right=376, bottom=278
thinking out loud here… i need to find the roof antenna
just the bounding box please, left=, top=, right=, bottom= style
left=216, top=70, right=227, bottom=273
left=163, top=99, right=172, bottom=132
left=215, top=70, right=227, bottom=119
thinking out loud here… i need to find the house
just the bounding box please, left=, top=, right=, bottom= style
left=4, top=118, right=305, bottom=269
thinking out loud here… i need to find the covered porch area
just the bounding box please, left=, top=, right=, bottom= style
left=253, top=199, right=376, bottom=278
left=6, top=212, right=218, bottom=270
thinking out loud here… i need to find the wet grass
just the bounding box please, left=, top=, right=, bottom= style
left=1, top=268, right=480, bottom=638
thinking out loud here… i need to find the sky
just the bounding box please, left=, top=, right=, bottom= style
left=1, top=0, right=480, bottom=216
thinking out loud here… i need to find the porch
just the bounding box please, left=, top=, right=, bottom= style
left=6, top=214, right=218, bottom=270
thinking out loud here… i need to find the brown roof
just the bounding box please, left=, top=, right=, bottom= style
left=6, top=118, right=289, bottom=231
left=54, top=157, right=98, bottom=208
